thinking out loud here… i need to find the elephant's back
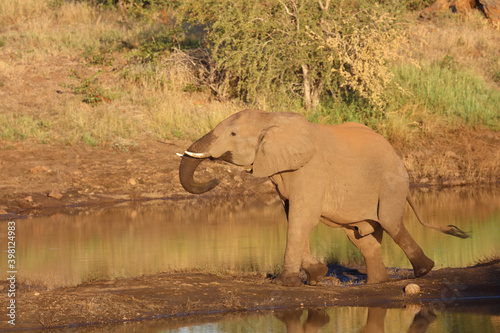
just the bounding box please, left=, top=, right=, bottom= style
left=315, top=122, right=406, bottom=180
left=317, top=122, right=390, bottom=152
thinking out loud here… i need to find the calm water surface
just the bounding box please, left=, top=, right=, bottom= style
left=1, top=186, right=499, bottom=331
left=2, top=187, right=498, bottom=287
left=47, top=304, right=500, bottom=333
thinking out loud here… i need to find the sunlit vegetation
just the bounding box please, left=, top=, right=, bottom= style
left=0, top=0, right=498, bottom=147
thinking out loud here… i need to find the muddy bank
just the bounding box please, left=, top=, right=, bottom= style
left=0, top=128, right=499, bottom=220
left=0, top=260, right=498, bottom=330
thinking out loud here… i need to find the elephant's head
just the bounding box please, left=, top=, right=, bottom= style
left=178, top=109, right=316, bottom=194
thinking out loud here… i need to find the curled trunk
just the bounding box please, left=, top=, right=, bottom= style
left=178, top=132, right=219, bottom=194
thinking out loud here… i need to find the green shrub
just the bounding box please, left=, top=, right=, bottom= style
left=62, top=70, right=113, bottom=105
left=180, top=0, right=409, bottom=110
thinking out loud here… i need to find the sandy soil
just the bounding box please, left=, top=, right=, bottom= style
left=0, top=139, right=277, bottom=220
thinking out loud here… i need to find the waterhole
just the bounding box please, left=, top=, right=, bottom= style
left=1, top=187, right=498, bottom=288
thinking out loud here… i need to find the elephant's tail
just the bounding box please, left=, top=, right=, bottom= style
left=407, top=196, right=469, bottom=239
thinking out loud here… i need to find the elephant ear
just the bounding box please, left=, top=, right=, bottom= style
left=253, top=115, right=316, bottom=178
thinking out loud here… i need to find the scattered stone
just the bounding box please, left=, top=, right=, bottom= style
left=129, top=178, right=137, bottom=186
left=404, top=283, right=421, bottom=294
left=233, top=175, right=243, bottom=183
left=24, top=196, right=33, bottom=202
left=30, top=166, right=51, bottom=174
left=48, top=188, right=63, bottom=200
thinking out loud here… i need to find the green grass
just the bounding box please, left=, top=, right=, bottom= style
left=392, top=63, right=500, bottom=131
left=0, top=114, right=52, bottom=142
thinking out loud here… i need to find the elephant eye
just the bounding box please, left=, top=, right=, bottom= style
left=230, top=132, right=237, bottom=136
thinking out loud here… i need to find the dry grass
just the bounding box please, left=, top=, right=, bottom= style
left=0, top=2, right=498, bottom=148
left=410, top=12, right=500, bottom=84
left=0, top=0, right=245, bottom=145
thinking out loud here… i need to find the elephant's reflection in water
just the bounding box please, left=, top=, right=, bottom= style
left=274, top=307, right=436, bottom=333
left=275, top=309, right=330, bottom=333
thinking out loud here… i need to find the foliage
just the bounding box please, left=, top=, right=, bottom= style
left=83, top=46, right=115, bottom=66
left=403, top=0, right=435, bottom=11
left=180, top=0, right=410, bottom=110
left=96, top=0, right=181, bottom=22
left=62, top=70, right=113, bottom=106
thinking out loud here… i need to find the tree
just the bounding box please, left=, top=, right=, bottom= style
left=181, top=0, right=408, bottom=111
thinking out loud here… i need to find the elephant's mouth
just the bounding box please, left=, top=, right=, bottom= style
left=218, top=151, right=233, bottom=162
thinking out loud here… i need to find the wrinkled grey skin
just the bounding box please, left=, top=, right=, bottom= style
left=179, top=109, right=466, bottom=287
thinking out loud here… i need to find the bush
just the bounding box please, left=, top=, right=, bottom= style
left=180, top=0, right=410, bottom=110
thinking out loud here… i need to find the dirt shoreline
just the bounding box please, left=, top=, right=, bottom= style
left=1, top=128, right=499, bottom=221
left=1, top=260, right=499, bottom=330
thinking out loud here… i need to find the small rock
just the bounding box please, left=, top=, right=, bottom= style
left=404, top=283, right=421, bottom=294
left=419, top=177, right=429, bottom=184
left=48, top=188, right=63, bottom=200
left=24, top=196, right=33, bottom=202
left=233, top=175, right=243, bottom=183
left=129, top=178, right=137, bottom=186
left=34, top=292, right=40, bottom=296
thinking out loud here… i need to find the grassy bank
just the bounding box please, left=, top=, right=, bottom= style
left=0, top=1, right=498, bottom=148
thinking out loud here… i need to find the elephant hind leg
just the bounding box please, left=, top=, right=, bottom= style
left=388, top=223, right=434, bottom=277
left=378, top=194, right=434, bottom=278
left=344, top=224, right=389, bottom=284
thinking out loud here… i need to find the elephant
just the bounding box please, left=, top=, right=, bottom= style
left=178, top=109, right=468, bottom=287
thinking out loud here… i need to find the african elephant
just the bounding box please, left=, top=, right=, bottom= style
left=178, top=109, right=468, bottom=287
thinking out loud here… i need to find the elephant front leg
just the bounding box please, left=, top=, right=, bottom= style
left=301, top=239, right=328, bottom=286
left=273, top=198, right=323, bottom=287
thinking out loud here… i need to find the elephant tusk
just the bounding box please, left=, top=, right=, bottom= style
left=176, top=153, right=184, bottom=157
left=184, top=151, right=211, bottom=159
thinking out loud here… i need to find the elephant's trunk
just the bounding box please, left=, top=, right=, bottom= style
left=178, top=132, right=219, bottom=194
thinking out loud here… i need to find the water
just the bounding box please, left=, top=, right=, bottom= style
left=0, top=187, right=499, bottom=331
left=2, top=187, right=498, bottom=288
left=47, top=304, right=500, bottom=332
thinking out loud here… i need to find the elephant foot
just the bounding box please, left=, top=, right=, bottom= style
left=413, top=257, right=435, bottom=278
left=303, top=263, right=328, bottom=286
left=366, top=269, right=389, bottom=284
left=273, top=273, right=303, bottom=287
